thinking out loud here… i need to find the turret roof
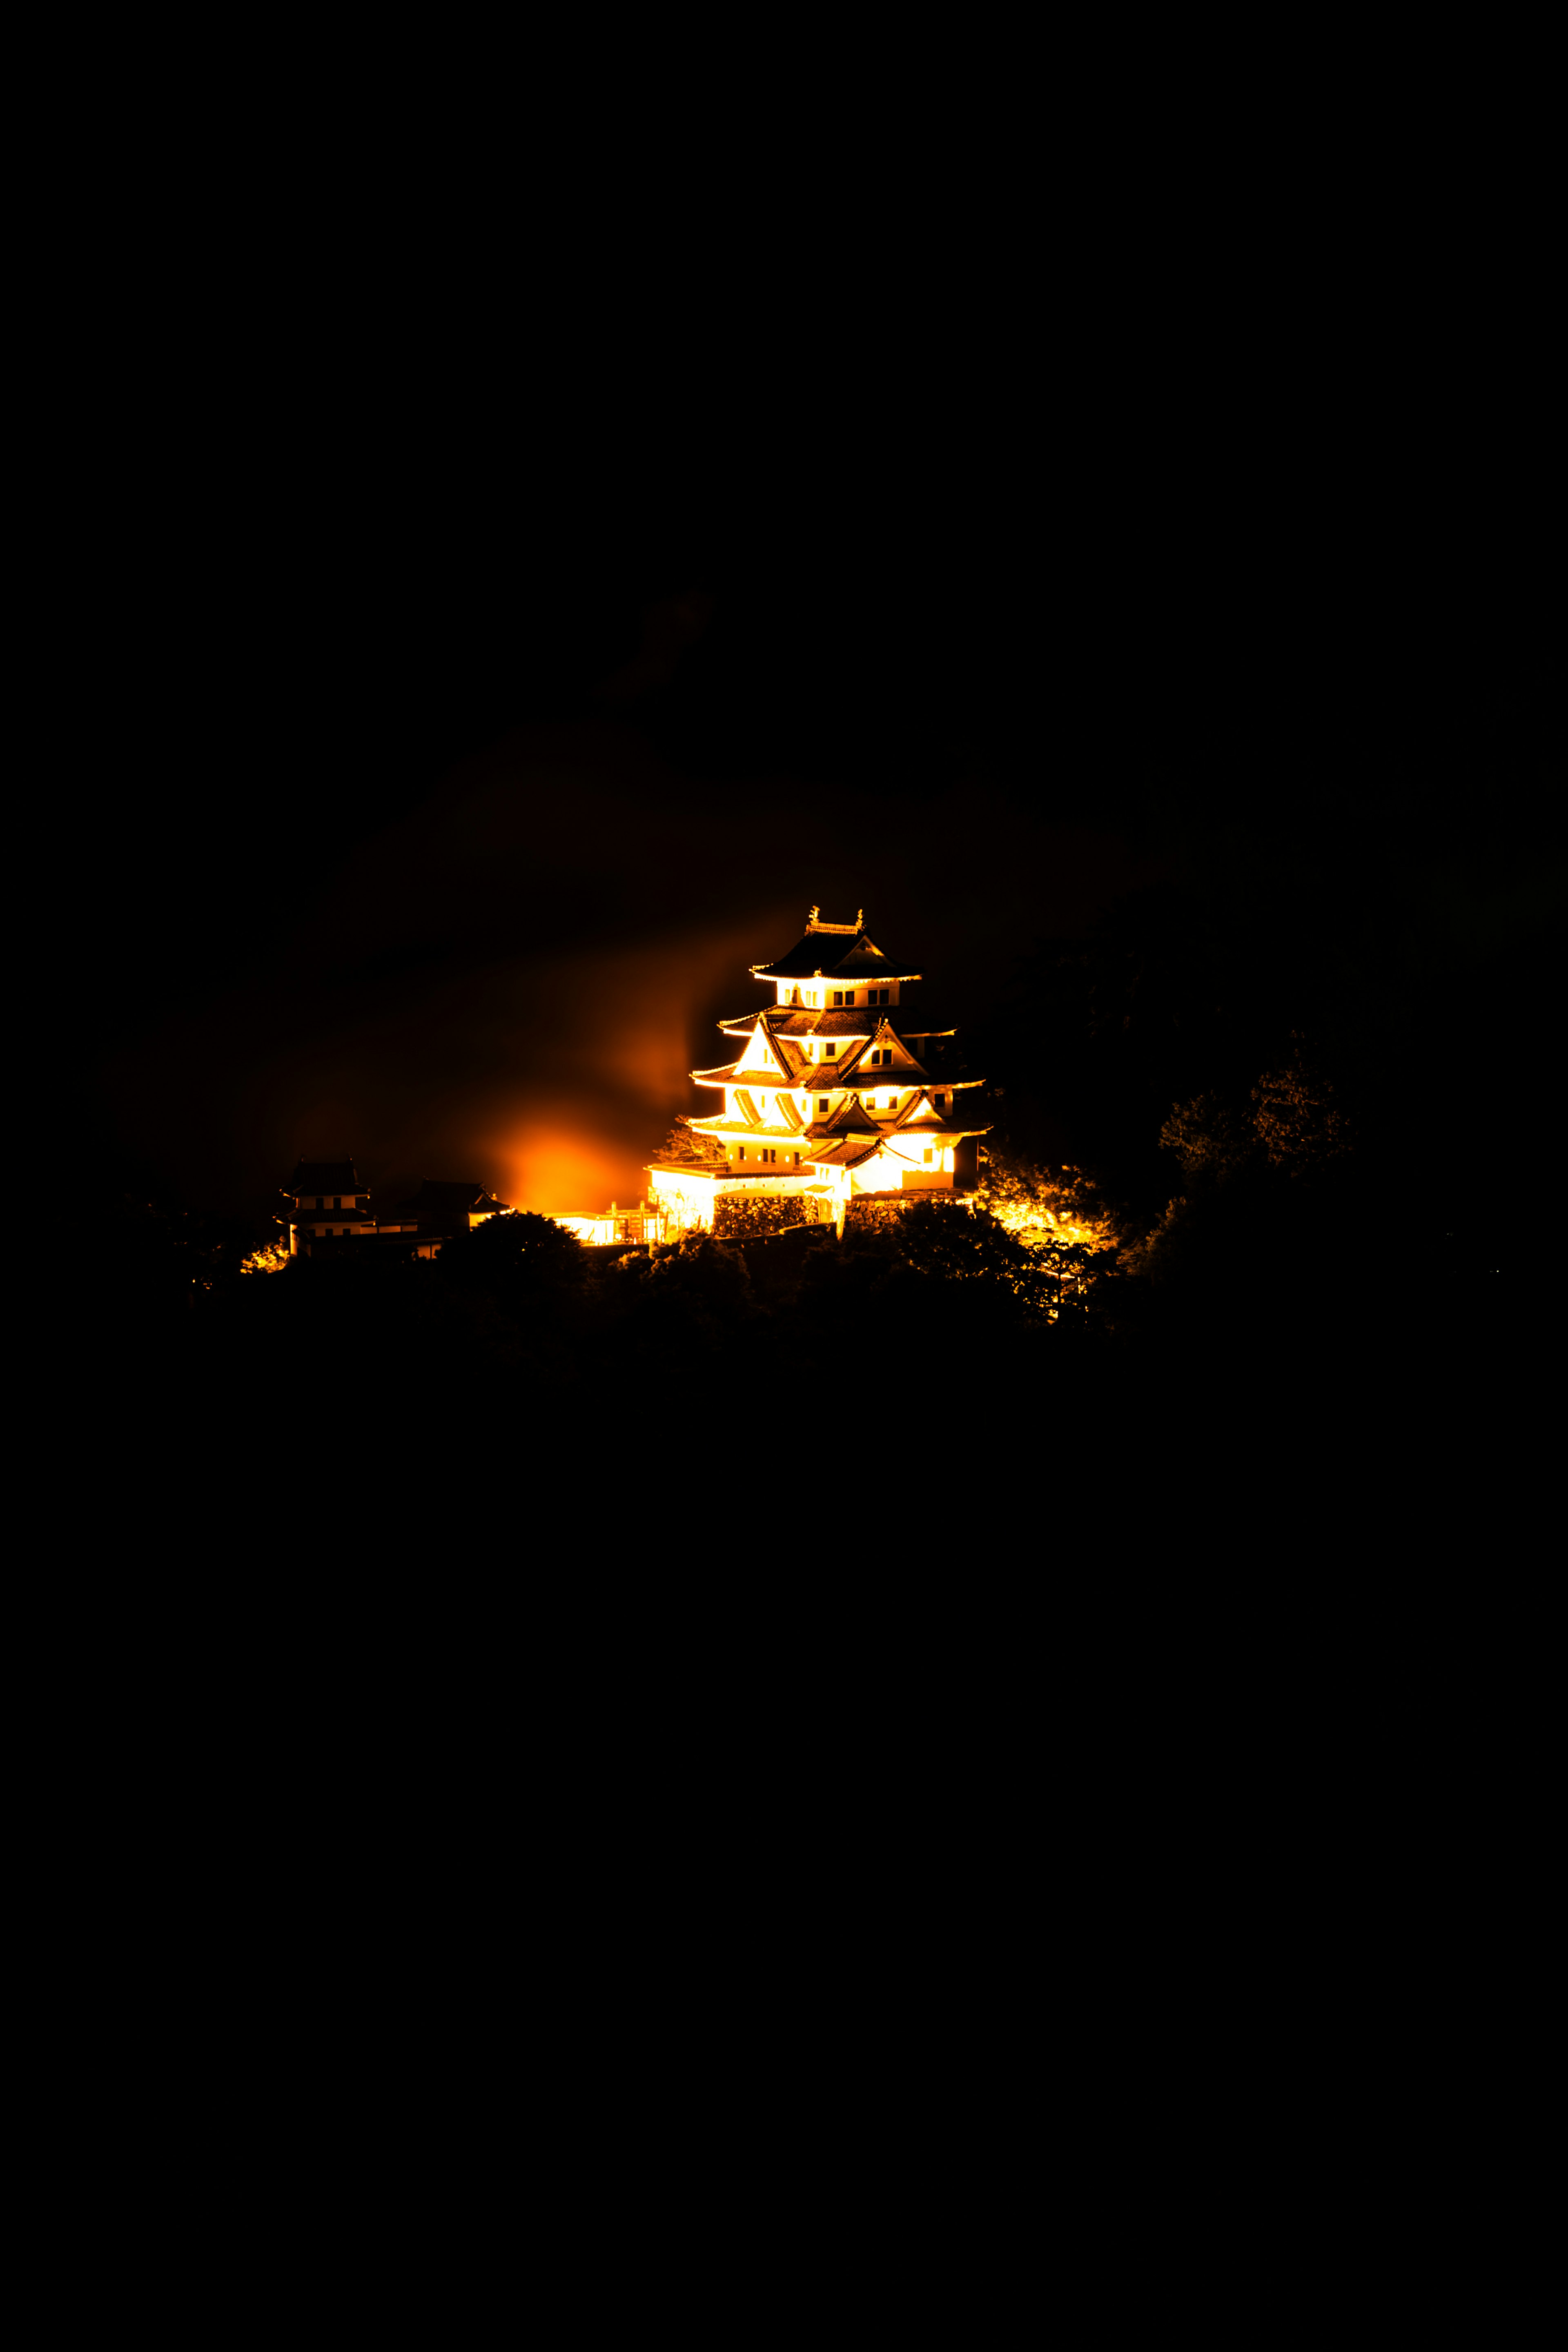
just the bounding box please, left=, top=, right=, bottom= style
left=749, top=910, right=921, bottom=982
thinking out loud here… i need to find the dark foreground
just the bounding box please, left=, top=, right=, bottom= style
left=89, top=1201, right=1537, bottom=1574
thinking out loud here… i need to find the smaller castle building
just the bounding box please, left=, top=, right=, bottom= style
left=283, top=1161, right=510, bottom=1257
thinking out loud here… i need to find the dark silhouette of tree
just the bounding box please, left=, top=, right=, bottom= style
left=1250, top=1037, right=1352, bottom=1172
left=1157, top=1094, right=1254, bottom=1183
left=592, top=1230, right=760, bottom=1374
left=437, top=1210, right=589, bottom=1302
left=653, top=1119, right=727, bottom=1169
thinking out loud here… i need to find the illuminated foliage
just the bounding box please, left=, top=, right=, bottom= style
left=795, top=1196, right=1093, bottom=1332
left=241, top=1241, right=292, bottom=1275
left=713, top=1193, right=820, bottom=1240
left=978, top=1147, right=1120, bottom=1254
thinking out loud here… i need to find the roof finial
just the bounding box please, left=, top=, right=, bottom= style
left=808, top=905, right=820, bottom=923
left=855, top=910, right=864, bottom=929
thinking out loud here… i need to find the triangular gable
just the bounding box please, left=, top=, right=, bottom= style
left=875, top=1018, right=927, bottom=1072
left=822, top=1093, right=879, bottom=1135
left=832, top=934, right=888, bottom=969
left=733, top=1088, right=762, bottom=1127
left=805, top=1135, right=884, bottom=1169
left=735, top=1017, right=795, bottom=1083
left=776, top=1093, right=804, bottom=1133
left=836, top=1018, right=923, bottom=1085
left=882, top=1088, right=991, bottom=1139
left=888, top=1086, right=940, bottom=1129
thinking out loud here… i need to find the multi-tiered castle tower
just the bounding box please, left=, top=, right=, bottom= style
left=647, top=908, right=988, bottom=1238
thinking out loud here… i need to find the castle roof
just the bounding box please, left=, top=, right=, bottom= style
left=749, top=911, right=921, bottom=982
left=685, top=1115, right=813, bottom=1140
left=801, top=1135, right=885, bottom=1169
left=646, top=1159, right=723, bottom=1179
left=689, top=1063, right=982, bottom=1116
left=801, top=1099, right=883, bottom=1144
left=720, top=1011, right=957, bottom=1059
left=802, top=1084, right=989, bottom=1144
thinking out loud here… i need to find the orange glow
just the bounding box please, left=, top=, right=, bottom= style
left=358, top=921, right=783, bottom=1211
left=490, top=1117, right=630, bottom=1217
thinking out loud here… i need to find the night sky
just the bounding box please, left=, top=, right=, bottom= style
left=83, top=397, right=1555, bottom=1232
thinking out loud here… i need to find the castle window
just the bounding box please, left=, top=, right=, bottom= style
left=818, top=1098, right=829, bottom=1112
left=824, top=1043, right=837, bottom=1058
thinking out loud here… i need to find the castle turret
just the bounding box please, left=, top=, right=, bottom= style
left=284, top=1158, right=375, bottom=1254
left=281, top=1162, right=509, bottom=1257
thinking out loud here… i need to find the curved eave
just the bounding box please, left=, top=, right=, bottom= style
left=688, top=1117, right=815, bottom=1139
left=749, top=967, right=924, bottom=985
left=811, top=1140, right=886, bottom=1169
left=752, top=959, right=926, bottom=978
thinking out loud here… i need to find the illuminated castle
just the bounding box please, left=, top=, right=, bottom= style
left=647, top=908, right=988, bottom=1238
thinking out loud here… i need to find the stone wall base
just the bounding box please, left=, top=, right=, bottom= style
left=714, top=1193, right=830, bottom=1240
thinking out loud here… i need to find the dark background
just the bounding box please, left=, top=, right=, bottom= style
left=76, top=168, right=1558, bottom=1243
